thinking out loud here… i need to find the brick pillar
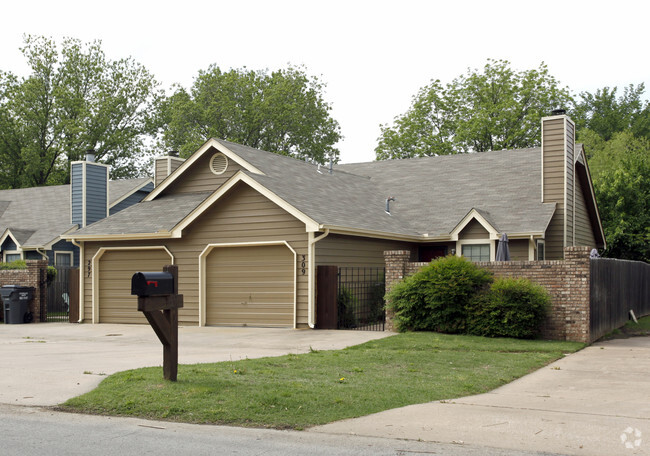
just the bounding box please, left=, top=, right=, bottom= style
left=563, top=246, right=591, bottom=343
left=384, top=250, right=411, bottom=332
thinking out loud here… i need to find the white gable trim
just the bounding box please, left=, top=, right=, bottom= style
left=449, top=209, right=500, bottom=241
left=145, top=139, right=265, bottom=201
left=0, top=228, right=22, bottom=250
left=171, top=171, right=320, bottom=236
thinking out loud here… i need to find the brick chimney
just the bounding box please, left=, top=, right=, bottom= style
left=541, top=110, right=576, bottom=259
left=70, top=150, right=109, bottom=227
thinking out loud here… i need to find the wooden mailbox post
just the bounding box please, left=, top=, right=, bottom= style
left=131, top=264, right=183, bottom=381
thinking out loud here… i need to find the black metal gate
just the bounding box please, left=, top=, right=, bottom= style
left=337, top=267, right=385, bottom=331
left=46, top=267, right=74, bottom=322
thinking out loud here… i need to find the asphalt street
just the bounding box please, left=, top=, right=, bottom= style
left=1, top=404, right=565, bottom=456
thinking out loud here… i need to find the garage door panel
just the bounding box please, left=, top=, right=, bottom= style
left=98, top=249, right=171, bottom=324
left=206, top=245, right=294, bottom=327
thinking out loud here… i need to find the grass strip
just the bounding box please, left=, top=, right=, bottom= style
left=60, top=332, right=583, bottom=429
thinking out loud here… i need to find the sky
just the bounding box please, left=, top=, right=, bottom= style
left=1, top=0, right=649, bottom=163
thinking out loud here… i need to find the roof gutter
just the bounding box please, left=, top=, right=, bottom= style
left=69, top=238, right=84, bottom=323
left=307, top=229, right=330, bottom=328
left=61, top=232, right=175, bottom=242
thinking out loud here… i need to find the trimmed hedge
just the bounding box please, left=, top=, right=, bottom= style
left=0, top=259, right=27, bottom=270
left=466, top=278, right=550, bottom=339
left=386, top=255, right=492, bottom=333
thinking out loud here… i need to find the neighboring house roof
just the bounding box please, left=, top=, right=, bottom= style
left=0, top=177, right=152, bottom=249
left=69, top=139, right=560, bottom=241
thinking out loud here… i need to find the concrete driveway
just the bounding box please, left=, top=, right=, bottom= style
left=311, top=336, right=650, bottom=456
left=0, top=323, right=391, bottom=407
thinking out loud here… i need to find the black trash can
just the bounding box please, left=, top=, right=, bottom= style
left=1, top=285, right=35, bottom=324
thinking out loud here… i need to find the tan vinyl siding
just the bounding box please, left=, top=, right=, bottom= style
left=315, top=234, right=412, bottom=267
left=82, top=183, right=309, bottom=326
left=206, top=245, right=294, bottom=327
left=565, top=120, right=575, bottom=246
left=574, top=172, right=597, bottom=248
left=459, top=219, right=489, bottom=240
left=161, top=150, right=246, bottom=195
left=154, top=158, right=168, bottom=186
left=508, top=239, right=530, bottom=261
left=542, top=117, right=567, bottom=260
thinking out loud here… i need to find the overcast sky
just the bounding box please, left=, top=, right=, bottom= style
left=2, top=0, right=649, bottom=163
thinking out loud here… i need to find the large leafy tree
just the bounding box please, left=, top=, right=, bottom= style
left=574, top=84, right=650, bottom=261
left=573, top=84, right=650, bottom=141
left=0, top=35, right=162, bottom=188
left=160, top=65, right=342, bottom=163
left=595, top=154, right=650, bottom=262
left=375, top=60, right=572, bottom=159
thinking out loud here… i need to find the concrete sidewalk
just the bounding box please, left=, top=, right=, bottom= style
left=0, top=323, right=391, bottom=406
left=310, top=337, right=650, bottom=456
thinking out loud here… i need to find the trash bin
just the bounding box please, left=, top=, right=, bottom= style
left=1, top=285, right=35, bottom=324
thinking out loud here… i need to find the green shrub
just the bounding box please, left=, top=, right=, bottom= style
left=386, top=255, right=493, bottom=333
left=466, top=278, right=550, bottom=339
left=337, top=287, right=357, bottom=328
left=46, top=266, right=57, bottom=284
left=0, top=259, right=27, bottom=270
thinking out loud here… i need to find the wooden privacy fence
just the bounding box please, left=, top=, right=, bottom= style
left=590, top=258, right=650, bottom=341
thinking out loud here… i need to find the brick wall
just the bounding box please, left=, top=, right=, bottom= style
left=384, top=247, right=592, bottom=343
left=0, top=260, right=48, bottom=323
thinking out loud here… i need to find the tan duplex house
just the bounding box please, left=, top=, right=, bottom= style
left=65, top=111, right=605, bottom=328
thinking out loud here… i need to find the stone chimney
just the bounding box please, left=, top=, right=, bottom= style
left=541, top=110, right=576, bottom=259
left=154, top=151, right=185, bottom=187
left=70, top=150, right=109, bottom=227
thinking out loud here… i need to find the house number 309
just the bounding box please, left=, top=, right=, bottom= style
left=300, top=255, right=306, bottom=275
left=87, top=260, right=92, bottom=278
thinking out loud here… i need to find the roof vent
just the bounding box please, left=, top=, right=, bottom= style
left=85, top=149, right=95, bottom=162
left=209, top=152, right=228, bottom=175
left=168, top=150, right=179, bottom=157
left=551, top=108, right=566, bottom=116
left=385, top=197, right=395, bottom=215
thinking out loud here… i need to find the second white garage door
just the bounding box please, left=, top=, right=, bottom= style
left=205, top=244, right=294, bottom=327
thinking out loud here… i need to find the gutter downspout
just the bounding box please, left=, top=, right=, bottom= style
left=35, top=248, right=49, bottom=261
left=307, top=228, right=329, bottom=328
left=70, top=238, right=84, bottom=323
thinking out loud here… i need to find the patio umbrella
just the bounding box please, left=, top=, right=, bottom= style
left=495, top=233, right=511, bottom=261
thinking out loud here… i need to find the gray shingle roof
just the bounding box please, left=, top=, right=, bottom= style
left=0, top=178, right=152, bottom=247
left=67, top=140, right=557, bottom=240
left=73, top=192, right=211, bottom=236
left=217, top=141, right=555, bottom=237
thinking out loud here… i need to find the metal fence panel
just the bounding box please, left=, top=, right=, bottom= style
left=46, top=267, right=74, bottom=322
left=337, top=267, right=385, bottom=331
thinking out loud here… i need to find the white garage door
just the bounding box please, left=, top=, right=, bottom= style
left=206, top=245, right=294, bottom=327
left=98, top=249, right=171, bottom=324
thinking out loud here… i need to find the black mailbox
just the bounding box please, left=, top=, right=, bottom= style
left=131, top=271, right=175, bottom=297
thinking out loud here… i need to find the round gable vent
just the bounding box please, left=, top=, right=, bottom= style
left=210, top=152, right=228, bottom=175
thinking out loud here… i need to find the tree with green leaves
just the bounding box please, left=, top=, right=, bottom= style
left=375, top=60, right=572, bottom=159
left=594, top=153, right=650, bottom=262
left=0, top=35, right=162, bottom=188
left=573, top=84, right=650, bottom=141
left=160, top=65, right=342, bottom=163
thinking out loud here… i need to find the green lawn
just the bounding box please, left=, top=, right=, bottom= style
left=60, top=332, right=583, bottom=429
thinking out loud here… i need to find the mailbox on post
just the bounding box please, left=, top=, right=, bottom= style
left=131, top=265, right=183, bottom=381
left=131, top=271, right=175, bottom=297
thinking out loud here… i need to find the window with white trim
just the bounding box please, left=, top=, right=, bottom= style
left=536, top=240, right=545, bottom=261
left=55, top=251, right=73, bottom=267
left=3, top=251, right=22, bottom=263
left=461, top=244, right=490, bottom=262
